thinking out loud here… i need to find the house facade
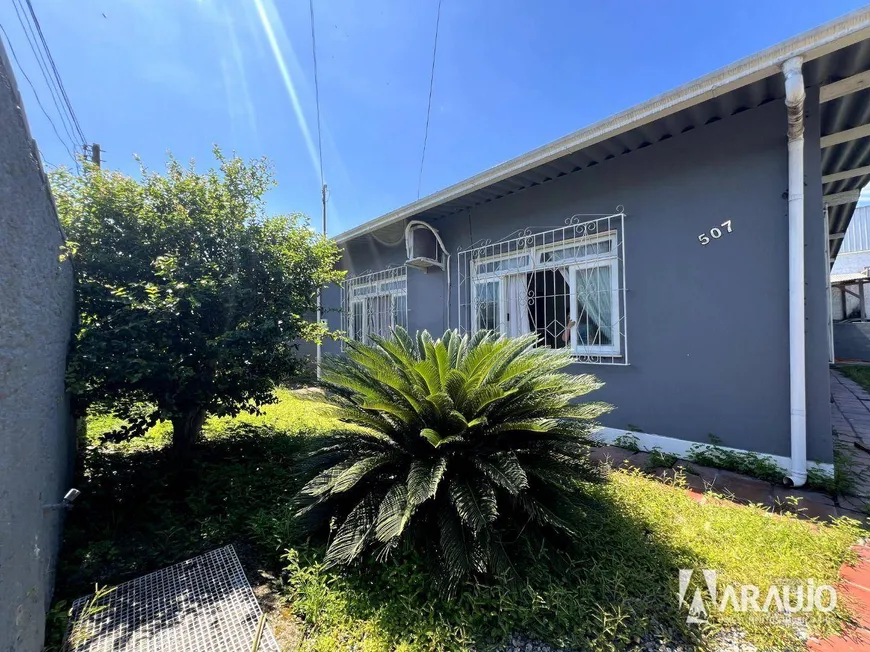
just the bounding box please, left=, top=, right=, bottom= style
left=321, top=10, right=870, bottom=484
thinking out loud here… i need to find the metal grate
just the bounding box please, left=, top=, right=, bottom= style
left=341, top=265, right=408, bottom=346
left=457, top=210, right=628, bottom=365
left=65, top=545, right=279, bottom=652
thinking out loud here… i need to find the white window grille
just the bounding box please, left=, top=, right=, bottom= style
left=341, top=266, right=408, bottom=345
left=457, top=209, right=628, bottom=365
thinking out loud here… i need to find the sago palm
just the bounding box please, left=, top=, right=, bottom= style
left=296, top=328, right=611, bottom=585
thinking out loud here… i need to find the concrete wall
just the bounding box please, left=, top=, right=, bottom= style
left=834, top=322, right=870, bottom=361
left=326, top=90, right=832, bottom=464
left=0, top=43, right=76, bottom=651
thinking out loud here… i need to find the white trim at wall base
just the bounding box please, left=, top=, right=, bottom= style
left=591, top=426, right=835, bottom=477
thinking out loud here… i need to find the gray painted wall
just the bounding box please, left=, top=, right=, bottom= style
left=327, top=89, right=831, bottom=464
left=0, top=43, right=76, bottom=651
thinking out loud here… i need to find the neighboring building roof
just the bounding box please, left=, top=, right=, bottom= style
left=831, top=270, right=870, bottom=284
left=831, top=207, right=870, bottom=279
left=838, top=205, right=870, bottom=253
left=336, top=8, right=870, bottom=256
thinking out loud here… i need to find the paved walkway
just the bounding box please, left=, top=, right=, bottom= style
left=831, top=369, right=870, bottom=503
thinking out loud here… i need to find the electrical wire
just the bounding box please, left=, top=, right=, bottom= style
left=0, top=21, right=77, bottom=168
left=417, top=0, right=443, bottom=199
left=24, top=0, right=87, bottom=145
left=10, top=0, right=78, bottom=149
left=308, top=0, right=324, bottom=189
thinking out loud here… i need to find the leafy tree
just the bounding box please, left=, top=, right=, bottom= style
left=53, top=150, right=343, bottom=454
left=296, top=328, right=610, bottom=586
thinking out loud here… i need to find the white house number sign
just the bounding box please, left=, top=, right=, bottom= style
left=698, top=220, right=732, bottom=245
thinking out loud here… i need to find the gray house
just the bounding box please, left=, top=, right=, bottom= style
left=321, top=9, right=870, bottom=487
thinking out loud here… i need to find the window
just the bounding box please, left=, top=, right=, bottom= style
left=474, top=280, right=501, bottom=331
left=572, top=259, right=620, bottom=355
left=458, top=213, right=627, bottom=364
left=343, top=267, right=408, bottom=344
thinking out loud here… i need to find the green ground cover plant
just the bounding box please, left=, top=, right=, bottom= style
left=48, top=386, right=865, bottom=651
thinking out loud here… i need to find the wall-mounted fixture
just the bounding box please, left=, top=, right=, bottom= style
left=405, top=220, right=447, bottom=271
left=404, top=220, right=452, bottom=326
left=42, top=488, right=80, bottom=511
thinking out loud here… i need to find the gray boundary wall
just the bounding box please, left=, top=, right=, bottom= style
left=0, top=39, right=76, bottom=652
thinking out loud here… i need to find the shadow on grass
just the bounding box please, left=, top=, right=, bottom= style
left=281, top=481, right=701, bottom=650
left=52, top=427, right=702, bottom=650
left=49, top=425, right=327, bottom=643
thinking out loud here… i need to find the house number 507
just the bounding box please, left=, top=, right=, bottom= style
left=698, top=220, right=732, bottom=245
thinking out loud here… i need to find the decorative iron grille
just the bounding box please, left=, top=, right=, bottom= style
left=457, top=210, right=628, bottom=365
left=341, top=265, right=408, bottom=346
left=64, top=545, right=279, bottom=652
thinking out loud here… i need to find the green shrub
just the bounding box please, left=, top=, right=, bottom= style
left=686, top=439, right=785, bottom=483
left=296, top=328, right=610, bottom=587
left=53, top=150, right=343, bottom=455
left=612, top=433, right=640, bottom=452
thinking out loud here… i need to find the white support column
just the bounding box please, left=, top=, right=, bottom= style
left=783, top=56, right=807, bottom=487
left=824, top=206, right=835, bottom=363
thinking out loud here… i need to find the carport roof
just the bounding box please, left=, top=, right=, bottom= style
left=336, top=8, right=870, bottom=262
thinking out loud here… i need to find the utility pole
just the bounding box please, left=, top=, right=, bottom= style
left=90, top=143, right=101, bottom=167
left=316, top=183, right=327, bottom=380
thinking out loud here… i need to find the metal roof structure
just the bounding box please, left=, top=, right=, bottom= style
left=831, top=270, right=870, bottom=284
left=837, top=205, right=870, bottom=253
left=336, top=8, right=870, bottom=263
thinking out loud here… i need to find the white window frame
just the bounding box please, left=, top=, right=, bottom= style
left=342, top=267, right=408, bottom=345
left=569, top=257, right=621, bottom=356
left=471, top=278, right=504, bottom=332
left=469, top=231, right=621, bottom=357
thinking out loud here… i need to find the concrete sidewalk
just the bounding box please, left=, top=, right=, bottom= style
left=831, top=369, right=870, bottom=504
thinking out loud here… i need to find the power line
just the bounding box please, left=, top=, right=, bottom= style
left=24, top=0, right=87, bottom=145
left=0, top=21, right=77, bottom=168
left=10, top=0, right=78, bottom=149
left=308, top=0, right=324, bottom=188
left=38, top=147, right=56, bottom=169
left=417, top=0, right=443, bottom=199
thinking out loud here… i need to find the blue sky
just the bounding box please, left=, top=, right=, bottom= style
left=2, top=0, right=869, bottom=233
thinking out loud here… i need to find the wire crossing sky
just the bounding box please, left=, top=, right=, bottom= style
left=1, top=0, right=868, bottom=231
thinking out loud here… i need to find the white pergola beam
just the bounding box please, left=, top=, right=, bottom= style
left=823, top=189, right=862, bottom=206
left=820, top=70, right=870, bottom=102
left=822, top=165, right=870, bottom=183
left=829, top=232, right=846, bottom=240
left=821, top=124, right=870, bottom=148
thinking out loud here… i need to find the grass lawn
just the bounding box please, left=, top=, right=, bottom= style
left=48, top=390, right=865, bottom=651
left=837, top=364, right=870, bottom=394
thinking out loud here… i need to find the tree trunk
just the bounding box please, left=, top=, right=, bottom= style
left=171, top=407, right=206, bottom=457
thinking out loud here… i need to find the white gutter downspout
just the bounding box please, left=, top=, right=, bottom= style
left=783, top=56, right=807, bottom=487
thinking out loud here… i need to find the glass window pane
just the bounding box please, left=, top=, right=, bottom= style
left=393, top=295, right=407, bottom=330
left=475, top=281, right=500, bottom=331
left=576, top=265, right=613, bottom=347
left=352, top=302, right=363, bottom=341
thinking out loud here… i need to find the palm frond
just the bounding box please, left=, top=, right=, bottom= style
left=324, top=494, right=379, bottom=566
left=407, top=457, right=448, bottom=505
left=449, top=476, right=497, bottom=532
